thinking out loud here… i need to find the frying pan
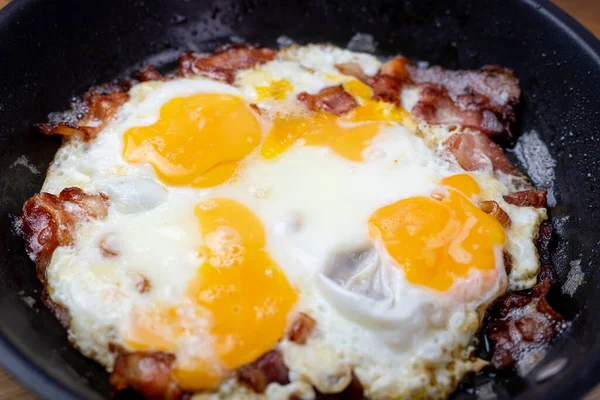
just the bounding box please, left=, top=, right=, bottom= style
left=1, top=0, right=599, bottom=399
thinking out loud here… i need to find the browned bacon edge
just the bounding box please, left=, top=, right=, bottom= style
left=20, top=188, right=109, bottom=328
left=37, top=79, right=131, bottom=142
left=504, top=189, right=547, bottom=208
left=485, top=221, right=565, bottom=369
left=287, top=312, right=317, bottom=345
left=362, top=55, right=520, bottom=140
left=444, top=131, right=524, bottom=178
left=36, top=43, right=276, bottom=142
left=408, top=65, right=520, bottom=139
left=134, top=65, right=166, bottom=82
left=176, top=43, right=277, bottom=84
left=238, top=348, right=367, bottom=400
left=329, top=55, right=524, bottom=181
left=237, top=349, right=290, bottom=393
left=109, top=350, right=187, bottom=400
left=20, top=187, right=109, bottom=283
left=297, top=85, right=358, bottom=116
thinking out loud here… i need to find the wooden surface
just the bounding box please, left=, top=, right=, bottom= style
left=0, top=0, right=599, bottom=399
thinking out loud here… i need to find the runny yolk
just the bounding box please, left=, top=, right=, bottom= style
left=440, top=174, right=481, bottom=200
left=123, top=94, right=262, bottom=188
left=189, top=199, right=297, bottom=370
left=125, top=199, right=297, bottom=391
left=261, top=79, right=413, bottom=161
left=368, top=174, right=506, bottom=291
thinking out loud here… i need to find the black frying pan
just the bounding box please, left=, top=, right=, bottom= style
left=1, top=0, right=599, bottom=399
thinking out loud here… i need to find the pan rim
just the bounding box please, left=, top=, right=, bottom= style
left=1, top=0, right=600, bottom=399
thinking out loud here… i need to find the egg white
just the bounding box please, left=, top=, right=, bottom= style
left=41, top=44, right=545, bottom=400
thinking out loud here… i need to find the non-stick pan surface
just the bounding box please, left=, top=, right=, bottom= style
left=1, top=0, right=600, bottom=399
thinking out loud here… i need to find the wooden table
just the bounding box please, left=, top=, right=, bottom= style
left=1, top=0, right=599, bottom=399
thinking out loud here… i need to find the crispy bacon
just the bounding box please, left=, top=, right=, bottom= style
left=335, top=62, right=368, bottom=82
left=367, top=74, right=402, bottom=104
left=238, top=349, right=289, bottom=393
left=364, top=56, right=413, bottom=104
left=444, top=131, right=522, bottom=177
left=134, top=65, right=166, bottom=82
left=480, top=200, right=511, bottom=228
left=37, top=122, right=92, bottom=140
left=37, top=80, right=130, bottom=141
left=536, top=220, right=556, bottom=283
left=297, top=86, right=358, bottom=116
left=20, top=187, right=108, bottom=283
left=177, top=44, right=277, bottom=83
left=412, top=83, right=507, bottom=135
left=503, top=251, right=513, bottom=275
left=487, top=280, right=564, bottom=369
left=408, top=65, right=520, bottom=138
left=504, top=189, right=547, bottom=208
left=409, top=65, right=520, bottom=113
left=287, top=312, right=317, bottom=345
left=486, top=221, right=565, bottom=369
left=370, top=55, right=520, bottom=138
left=379, top=56, right=412, bottom=82
left=110, top=351, right=185, bottom=400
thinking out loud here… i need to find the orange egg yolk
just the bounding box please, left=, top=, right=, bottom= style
left=123, top=94, right=262, bottom=188
left=368, top=174, right=506, bottom=291
left=125, top=199, right=297, bottom=390
left=261, top=80, right=413, bottom=161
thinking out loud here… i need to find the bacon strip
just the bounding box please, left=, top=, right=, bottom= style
left=134, top=65, right=166, bottom=82
left=369, top=54, right=520, bottom=139
left=364, top=56, right=413, bottom=105
left=177, top=43, right=277, bottom=83
left=379, top=56, right=412, bottom=82
left=504, top=189, right=547, bottom=208
left=444, top=131, right=522, bottom=177
left=37, top=122, right=91, bottom=140
left=20, top=187, right=108, bottom=282
left=409, top=65, right=520, bottom=114
left=287, top=312, right=317, bottom=345
left=110, top=351, right=185, bottom=400
left=408, top=65, right=520, bottom=138
left=297, top=86, right=358, bottom=116
left=238, top=350, right=289, bottom=393
left=412, top=83, right=507, bottom=135
left=367, top=75, right=402, bottom=104
left=480, top=200, right=511, bottom=228
left=486, top=221, right=565, bottom=369
left=37, top=80, right=130, bottom=141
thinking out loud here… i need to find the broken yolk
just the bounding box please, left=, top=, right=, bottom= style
left=126, top=199, right=296, bottom=391
left=440, top=174, right=481, bottom=200
left=261, top=80, right=413, bottom=161
left=255, top=79, right=294, bottom=100
left=368, top=174, right=506, bottom=291
left=123, top=94, right=262, bottom=188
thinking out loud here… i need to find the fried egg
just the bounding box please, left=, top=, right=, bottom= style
left=41, top=44, right=546, bottom=399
